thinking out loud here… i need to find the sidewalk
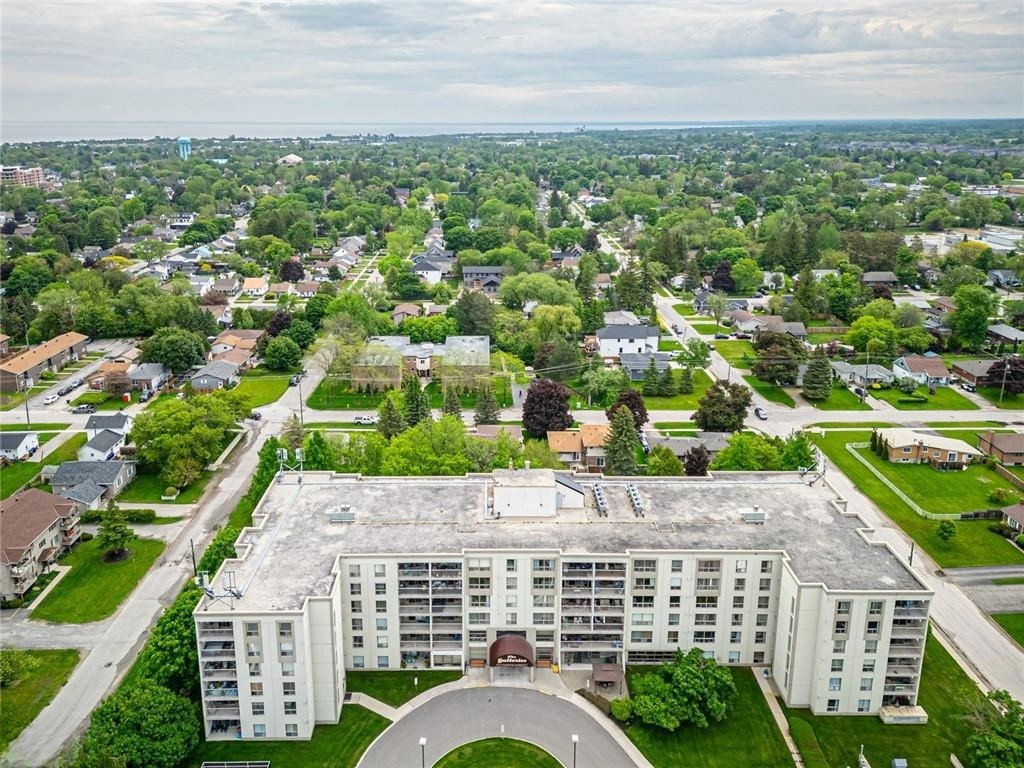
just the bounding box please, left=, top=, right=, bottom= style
left=754, top=669, right=804, bottom=768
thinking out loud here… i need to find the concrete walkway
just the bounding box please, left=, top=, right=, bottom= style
left=754, top=670, right=804, bottom=768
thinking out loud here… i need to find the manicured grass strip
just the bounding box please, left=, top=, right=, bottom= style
left=787, top=717, right=829, bottom=768
left=658, top=339, right=683, bottom=351
left=742, top=376, right=795, bottom=408
left=992, top=612, right=1024, bottom=647
left=803, top=384, right=872, bottom=411
left=305, top=422, right=377, bottom=430
left=0, top=422, right=70, bottom=431
left=185, top=704, right=390, bottom=768
left=0, top=433, right=87, bottom=499
left=869, top=386, right=979, bottom=411
left=923, top=420, right=1005, bottom=428
left=236, top=369, right=293, bottom=408
left=435, top=738, right=560, bottom=768
left=344, top=669, right=462, bottom=707
left=690, top=323, right=732, bottom=335
left=976, top=386, right=1024, bottom=409
left=783, top=633, right=995, bottom=768
left=809, top=422, right=895, bottom=429
left=635, top=369, right=713, bottom=411
left=70, top=390, right=140, bottom=410
left=119, top=470, right=213, bottom=504
left=672, top=303, right=693, bottom=315
left=992, top=576, right=1024, bottom=585
left=653, top=421, right=696, bottom=430
left=713, top=340, right=755, bottom=369
left=811, top=431, right=1024, bottom=567
left=31, top=537, right=165, bottom=624
left=0, top=649, right=81, bottom=753
left=626, top=667, right=791, bottom=768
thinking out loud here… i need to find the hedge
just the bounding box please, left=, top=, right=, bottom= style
left=80, top=508, right=156, bottom=524
left=788, top=716, right=831, bottom=768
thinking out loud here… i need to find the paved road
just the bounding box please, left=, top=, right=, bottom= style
left=358, top=687, right=636, bottom=768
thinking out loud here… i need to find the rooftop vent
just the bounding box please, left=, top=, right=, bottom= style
left=742, top=505, right=766, bottom=525
left=626, top=483, right=645, bottom=518
left=327, top=505, right=355, bottom=524
left=592, top=484, right=608, bottom=517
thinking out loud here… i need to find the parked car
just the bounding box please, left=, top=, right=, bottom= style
left=139, top=389, right=153, bottom=403
left=672, top=324, right=683, bottom=334
left=960, top=381, right=976, bottom=392
left=714, top=333, right=730, bottom=339
left=753, top=407, right=768, bottom=421
left=353, top=415, right=378, bottom=425
left=57, top=385, right=71, bottom=397
left=288, top=375, right=300, bottom=386
left=733, top=332, right=752, bottom=340
left=69, top=378, right=83, bottom=389
left=249, top=410, right=262, bottom=420
left=43, top=394, right=59, bottom=405
left=853, top=387, right=866, bottom=398
left=72, top=404, right=97, bottom=414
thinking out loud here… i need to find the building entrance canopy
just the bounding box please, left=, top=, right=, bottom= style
left=489, top=635, right=534, bottom=667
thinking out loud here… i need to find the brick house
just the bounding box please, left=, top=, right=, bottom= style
left=876, top=428, right=981, bottom=470
left=0, top=489, right=82, bottom=600
left=978, top=430, right=1024, bottom=466
left=0, top=332, right=89, bottom=392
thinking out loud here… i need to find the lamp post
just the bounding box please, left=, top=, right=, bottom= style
left=419, top=736, right=427, bottom=768
left=571, top=733, right=579, bottom=768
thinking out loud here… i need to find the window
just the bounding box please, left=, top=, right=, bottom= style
left=469, top=613, right=489, bottom=624
left=245, top=622, right=259, bottom=637
left=697, top=559, right=720, bottom=573
left=695, top=596, right=718, bottom=608
left=827, top=699, right=840, bottom=713
left=760, top=560, right=772, bottom=574
left=671, top=560, right=683, bottom=572
left=506, top=577, right=517, bottom=590
left=759, top=578, right=771, bottom=592
left=733, top=578, right=746, bottom=591
left=251, top=702, right=265, bottom=716
left=753, top=651, right=765, bottom=664
left=754, top=631, right=766, bottom=643
left=755, top=613, right=768, bottom=627
left=730, top=631, right=742, bottom=644
left=468, top=577, right=491, bottom=590
left=668, top=613, right=680, bottom=626
left=633, top=613, right=654, bottom=626
left=533, top=613, right=554, bottom=625
left=506, top=559, right=517, bottom=572
left=468, top=558, right=491, bottom=571
left=693, top=631, right=715, bottom=643
left=376, top=600, right=387, bottom=613
left=376, top=618, right=387, bottom=631
left=350, top=583, right=361, bottom=595
left=733, top=596, right=745, bottom=609
left=669, top=577, right=682, bottom=590
left=728, top=651, right=741, bottom=663
left=285, top=724, right=298, bottom=738
left=533, top=594, right=553, bottom=607
left=374, top=564, right=386, bottom=578
left=533, top=559, right=553, bottom=571
left=470, top=595, right=490, bottom=607
left=831, top=659, right=844, bottom=672
left=865, top=640, right=878, bottom=654
left=506, top=613, right=517, bottom=625
left=377, top=635, right=388, bottom=648
left=253, top=724, right=267, bottom=738
left=352, top=655, right=365, bottom=668
left=250, top=682, right=263, bottom=696
left=284, top=701, right=297, bottom=715
left=249, top=663, right=261, bottom=677
left=694, top=613, right=716, bottom=626
left=633, top=559, right=656, bottom=572
left=351, top=600, right=362, bottom=614
left=348, top=564, right=361, bottom=578
left=630, top=631, right=653, bottom=643
left=857, top=699, right=871, bottom=713
left=869, top=600, right=883, bottom=616
left=836, top=600, right=851, bottom=615
left=377, top=656, right=389, bottom=668
left=860, top=678, right=873, bottom=692
left=902, top=446, right=912, bottom=454
left=533, top=577, right=554, bottom=590
left=834, top=621, right=848, bottom=635
left=833, top=640, right=846, bottom=654
left=862, top=660, right=875, bottom=673
left=828, top=677, right=842, bottom=691
left=469, top=630, right=487, bottom=642
left=757, top=596, right=770, bottom=610
left=633, top=596, right=654, bottom=607
left=281, top=662, right=295, bottom=677
left=352, top=635, right=365, bottom=649
left=669, top=596, right=680, bottom=608
left=866, top=620, right=880, bottom=635
left=735, top=560, right=747, bottom=573
left=352, top=618, right=363, bottom=632
left=506, top=594, right=517, bottom=608
left=283, top=682, right=296, bottom=696
left=731, top=613, right=743, bottom=626
left=375, top=583, right=386, bottom=595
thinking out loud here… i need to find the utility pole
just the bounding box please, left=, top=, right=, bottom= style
left=22, top=372, right=31, bottom=426
left=998, top=354, right=1010, bottom=405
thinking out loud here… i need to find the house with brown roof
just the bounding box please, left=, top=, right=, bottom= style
left=392, top=303, right=421, bottom=325
left=952, top=359, right=996, bottom=386
left=268, top=282, right=293, bottom=298
left=0, top=332, right=89, bottom=392
left=546, top=424, right=611, bottom=471
left=210, top=329, right=265, bottom=357
left=876, top=428, right=981, bottom=470
left=87, top=360, right=132, bottom=390
left=294, top=281, right=319, bottom=298
left=892, top=355, right=951, bottom=387
left=978, top=430, right=1024, bottom=466
left=547, top=430, right=584, bottom=468
left=1, top=489, right=82, bottom=600
left=241, top=276, right=269, bottom=297
left=1002, top=503, right=1024, bottom=534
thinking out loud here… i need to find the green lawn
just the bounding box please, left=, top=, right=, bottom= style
left=992, top=576, right=1024, bottom=585
left=806, top=333, right=843, bottom=345
left=626, top=667, right=791, bottom=768
left=344, top=669, right=462, bottom=707
left=36, top=432, right=61, bottom=446
left=31, top=537, right=165, bottom=623
left=742, top=376, right=795, bottom=407
left=637, top=369, right=713, bottom=411
left=811, top=431, right=1024, bottom=567
left=653, top=421, right=696, bottom=430
left=992, top=612, right=1024, bottom=647
left=869, top=386, right=980, bottom=411
left=690, top=323, right=732, bottom=335
left=671, top=303, right=693, bottom=315
left=435, top=738, right=560, bottom=768
left=70, top=390, right=140, bottom=410
left=803, top=383, right=873, bottom=411
left=810, top=422, right=895, bottom=429
left=308, top=380, right=389, bottom=410
left=423, top=377, right=513, bottom=408
left=0, top=422, right=70, bottom=431
left=236, top=369, right=292, bottom=408
left=304, top=421, right=377, bottom=430
left=713, top=340, right=755, bottom=369
left=0, top=433, right=87, bottom=499
left=658, top=339, right=683, bottom=352
left=120, top=470, right=214, bottom=504
left=185, top=704, right=390, bottom=768
left=784, top=633, right=995, bottom=768
left=976, top=386, right=1024, bottom=409
left=0, top=649, right=81, bottom=753
left=0, top=387, right=48, bottom=412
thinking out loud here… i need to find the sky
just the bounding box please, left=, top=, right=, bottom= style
left=2, top=0, right=1022, bottom=133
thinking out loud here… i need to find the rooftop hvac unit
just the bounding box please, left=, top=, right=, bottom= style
left=592, top=485, right=608, bottom=517
left=626, top=483, right=645, bottom=517
left=742, top=505, right=766, bottom=524
left=327, top=505, right=355, bottom=524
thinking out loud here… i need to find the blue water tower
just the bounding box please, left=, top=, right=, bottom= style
left=177, top=137, right=191, bottom=161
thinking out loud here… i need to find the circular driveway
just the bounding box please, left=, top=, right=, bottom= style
left=358, top=687, right=637, bottom=768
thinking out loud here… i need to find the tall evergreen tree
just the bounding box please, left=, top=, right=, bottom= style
left=303, top=431, right=335, bottom=470
left=401, top=374, right=431, bottom=426
left=604, top=405, right=640, bottom=476
left=677, top=367, right=694, bottom=395
left=474, top=380, right=501, bottom=425
left=657, top=365, right=677, bottom=397
left=377, top=392, right=407, bottom=439
left=801, top=351, right=833, bottom=401
left=442, top=385, right=462, bottom=418
left=642, top=358, right=660, bottom=397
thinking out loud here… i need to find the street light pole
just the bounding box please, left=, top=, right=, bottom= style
left=297, top=375, right=305, bottom=430
left=419, top=736, right=427, bottom=768
left=571, top=733, right=579, bottom=768
left=22, top=372, right=31, bottom=427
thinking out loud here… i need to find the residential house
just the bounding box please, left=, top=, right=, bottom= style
left=876, top=428, right=980, bottom=469
left=643, top=431, right=731, bottom=460
left=190, top=361, right=240, bottom=392
left=951, top=360, right=996, bottom=386
left=267, top=282, right=293, bottom=299
left=546, top=430, right=584, bottom=469
left=392, top=303, right=421, bottom=325
left=294, top=282, right=319, bottom=299
left=413, top=260, right=444, bottom=285
left=210, top=329, right=264, bottom=358
left=84, top=413, right=133, bottom=440
left=463, top=266, right=503, bottom=294
left=988, top=324, right=1024, bottom=349
left=212, top=276, right=240, bottom=296
left=932, top=296, right=956, bottom=315
left=87, top=360, right=132, bottom=390
left=619, top=352, right=673, bottom=381
left=0, top=489, right=82, bottom=600
left=351, top=335, right=490, bottom=391
left=757, top=319, right=808, bottom=341
left=0, top=432, right=39, bottom=461
left=129, top=362, right=168, bottom=391
left=727, top=309, right=762, bottom=334
left=187, top=274, right=213, bottom=297
left=422, top=303, right=449, bottom=317
left=50, top=460, right=136, bottom=509
left=203, top=304, right=233, bottom=327
left=594, top=274, right=613, bottom=295
left=77, top=430, right=125, bottom=462
left=1002, top=503, right=1024, bottom=534
left=862, top=271, right=898, bottom=287
left=830, top=362, right=895, bottom=388
left=596, top=325, right=659, bottom=357
left=579, top=423, right=611, bottom=472
left=978, top=431, right=1024, bottom=466
left=892, top=355, right=951, bottom=387
left=987, top=269, right=1020, bottom=289
left=603, top=310, right=641, bottom=326
left=242, top=276, right=269, bottom=297
left=0, top=332, right=89, bottom=392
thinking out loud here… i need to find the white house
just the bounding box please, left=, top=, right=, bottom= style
left=596, top=325, right=659, bottom=357
left=77, top=429, right=125, bottom=462
left=413, top=260, right=443, bottom=285
left=0, top=432, right=39, bottom=461
left=84, top=413, right=134, bottom=440
left=241, top=276, right=270, bottom=297
left=892, top=355, right=951, bottom=387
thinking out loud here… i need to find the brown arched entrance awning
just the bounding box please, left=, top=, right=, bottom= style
left=489, top=634, right=534, bottom=667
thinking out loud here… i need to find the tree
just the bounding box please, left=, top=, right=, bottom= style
left=679, top=339, right=710, bottom=367
left=677, top=367, right=694, bottom=395
left=730, top=258, right=763, bottom=295
left=474, top=380, right=501, bottom=425
left=988, top=357, right=1024, bottom=396
left=683, top=445, right=711, bottom=476
left=733, top=196, right=757, bottom=224
left=281, top=414, right=305, bottom=450
left=705, top=290, right=729, bottom=327
left=266, top=309, right=293, bottom=337
left=606, top=389, right=648, bottom=432
left=0, top=649, right=39, bottom=687
left=604, top=405, right=640, bottom=476
left=522, top=379, right=572, bottom=438
left=96, top=501, right=136, bottom=560
left=442, top=385, right=462, bottom=417
left=303, top=430, right=335, bottom=470
left=139, top=327, right=207, bottom=373
left=380, top=416, right=470, bottom=475
left=710, top=261, right=734, bottom=293
left=844, top=315, right=897, bottom=354
left=642, top=358, right=660, bottom=396
left=263, top=335, right=301, bottom=370
left=278, top=258, right=304, bottom=282
left=801, top=351, right=833, bottom=401
left=936, top=521, right=958, bottom=542
left=950, top=284, right=998, bottom=351
left=376, top=393, right=407, bottom=439
left=453, top=290, right=495, bottom=336
left=657, top=366, right=677, bottom=397
left=77, top=680, right=200, bottom=768
left=647, top=444, right=684, bottom=476
left=401, top=374, right=431, bottom=427
left=967, top=690, right=1024, bottom=768
left=753, top=343, right=800, bottom=385
left=692, top=382, right=751, bottom=433
left=629, top=648, right=737, bottom=731
left=711, top=433, right=782, bottom=471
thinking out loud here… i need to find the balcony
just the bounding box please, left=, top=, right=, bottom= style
left=885, top=664, right=921, bottom=676
left=205, top=704, right=241, bottom=718
left=890, top=625, right=927, bottom=638
left=431, top=586, right=463, bottom=596
left=203, top=686, right=239, bottom=699
left=398, top=567, right=429, bottom=578
left=430, top=605, right=463, bottom=615
left=432, top=640, right=462, bottom=650
left=206, top=720, right=241, bottom=739
left=398, top=586, right=430, bottom=596
left=560, top=639, right=624, bottom=649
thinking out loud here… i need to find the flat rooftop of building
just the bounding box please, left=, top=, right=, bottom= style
left=199, top=471, right=926, bottom=613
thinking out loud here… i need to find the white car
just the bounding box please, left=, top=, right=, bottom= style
left=43, top=394, right=59, bottom=405
left=353, top=415, right=378, bottom=425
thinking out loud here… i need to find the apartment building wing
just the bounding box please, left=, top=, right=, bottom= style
left=193, top=470, right=931, bottom=741
left=0, top=489, right=82, bottom=600
left=0, top=332, right=89, bottom=392
left=876, top=428, right=981, bottom=469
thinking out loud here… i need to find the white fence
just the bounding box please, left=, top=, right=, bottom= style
left=845, top=442, right=961, bottom=521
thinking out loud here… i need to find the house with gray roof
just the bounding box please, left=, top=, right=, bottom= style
left=129, top=363, right=167, bottom=391
left=0, top=432, right=39, bottom=461
left=830, top=361, right=895, bottom=388
left=84, top=413, right=133, bottom=440
left=51, top=461, right=135, bottom=509
left=352, top=335, right=490, bottom=391
left=596, top=324, right=659, bottom=357
left=619, top=352, right=673, bottom=381
left=462, top=266, right=503, bottom=294
left=77, top=430, right=126, bottom=462
left=190, top=361, right=240, bottom=392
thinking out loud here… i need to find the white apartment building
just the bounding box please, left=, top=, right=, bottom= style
left=194, top=469, right=931, bottom=741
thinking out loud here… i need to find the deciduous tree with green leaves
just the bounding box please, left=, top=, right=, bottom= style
left=628, top=648, right=737, bottom=731
left=646, top=444, right=684, bottom=476
left=96, top=501, right=136, bottom=561
left=692, top=382, right=751, bottom=433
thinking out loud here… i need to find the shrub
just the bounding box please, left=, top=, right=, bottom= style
left=163, top=486, right=178, bottom=498
left=41, top=370, right=57, bottom=381
left=989, top=487, right=1012, bottom=505
left=0, top=648, right=39, bottom=687
left=80, top=532, right=94, bottom=542
left=610, top=697, right=634, bottom=723
left=576, top=688, right=612, bottom=717
left=1017, top=534, right=1024, bottom=548
left=989, top=523, right=1016, bottom=538
left=936, top=520, right=958, bottom=542
left=0, top=598, right=24, bottom=610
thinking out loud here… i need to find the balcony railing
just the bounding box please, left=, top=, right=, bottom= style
left=204, top=686, right=239, bottom=699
